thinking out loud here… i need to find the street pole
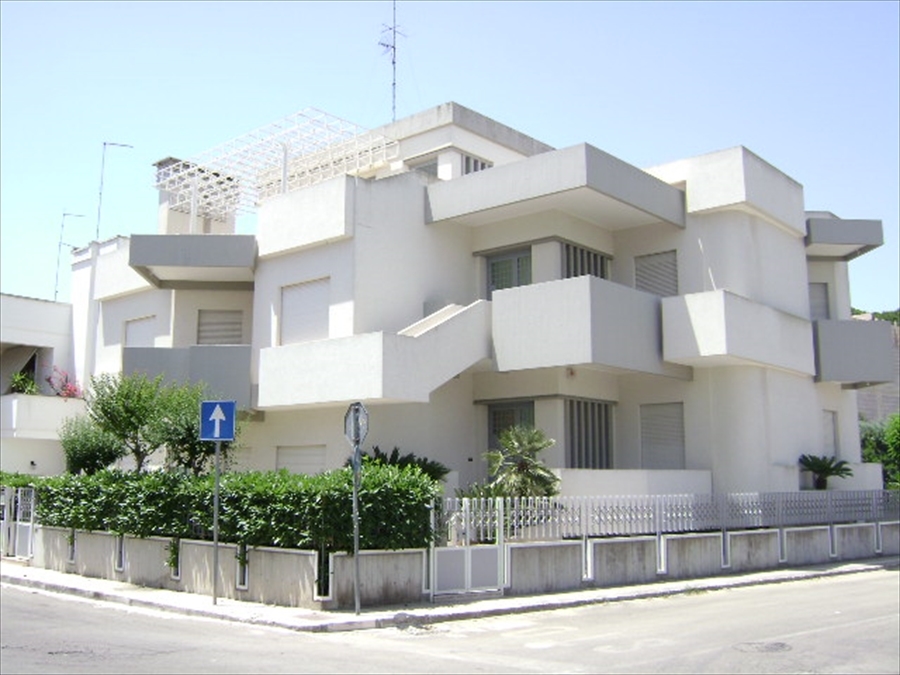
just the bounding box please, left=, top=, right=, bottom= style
left=213, top=440, right=221, bottom=605
left=352, top=441, right=361, bottom=615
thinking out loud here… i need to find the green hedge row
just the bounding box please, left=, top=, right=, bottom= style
left=26, top=465, right=439, bottom=553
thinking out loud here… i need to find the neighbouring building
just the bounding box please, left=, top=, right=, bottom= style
left=2, top=102, right=895, bottom=493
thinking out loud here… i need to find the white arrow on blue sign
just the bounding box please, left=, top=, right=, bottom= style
left=200, top=400, right=237, bottom=441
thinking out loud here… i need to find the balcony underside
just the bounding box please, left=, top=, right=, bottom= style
left=129, top=234, right=257, bottom=290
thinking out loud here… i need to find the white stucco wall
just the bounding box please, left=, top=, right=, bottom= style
left=93, top=290, right=173, bottom=376
left=170, top=290, right=253, bottom=348
left=353, top=172, right=477, bottom=333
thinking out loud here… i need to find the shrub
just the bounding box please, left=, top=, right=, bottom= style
left=33, top=464, right=439, bottom=553
left=59, top=416, right=125, bottom=475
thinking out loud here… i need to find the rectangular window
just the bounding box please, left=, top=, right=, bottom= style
left=487, top=401, right=535, bottom=450
left=640, top=402, right=685, bottom=470
left=565, top=399, right=613, bottom=469
left=563, top=244, right=610, bottom=280
left=809, top=283, right=830, bottom=321
left=124, top=316, right=156, bottom=348
left=197, top=310, right=243, bottom=345
left=281, top=278, right=330, bottom=345
left=463, top=154, right=492, bottom=175
left=276, top=445, right=327, bottom=475
left=488, top=249, right=531, bottom=298
left=635, top=250, right=678, bottom=297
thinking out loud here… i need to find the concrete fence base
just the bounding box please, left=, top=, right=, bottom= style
left=25, top=521, right=900, bottom=610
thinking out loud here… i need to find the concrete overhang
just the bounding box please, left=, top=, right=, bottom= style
left=805, top=217, right=883, bottom=261
left=427, top=144, right=685, bottom=230
left=129, top=234, right=257, bottom=290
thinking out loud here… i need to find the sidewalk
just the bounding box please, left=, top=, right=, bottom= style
left=2, top=555, right=898, bottom=633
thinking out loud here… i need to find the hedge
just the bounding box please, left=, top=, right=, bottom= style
left=28, top=465, right=439, bottom=553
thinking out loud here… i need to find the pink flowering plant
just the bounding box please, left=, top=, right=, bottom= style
left=46, top=366, right=82, bottom=399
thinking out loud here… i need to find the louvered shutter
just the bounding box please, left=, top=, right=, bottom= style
left=640, top=402, right=685, bottom=469
left=197, top=310, right=243, bottom=345
left=635, top=250, right=678, bottom=297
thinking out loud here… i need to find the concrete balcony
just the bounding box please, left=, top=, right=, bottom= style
left=492, top=276, right=691, bottom=379
left=813, top=319, right=894, bottom=388
left=805, top=216, right=883, bottom=261
left=257, top=301, right=491, bottom=409
left=123, top=345, right=252, bottom=409
left=662, top=290, right=815, bottom=375
left=1, top=394, right=86, bottom=440
left=129, top=234, right=257, bottom=290
left=427, top=143, right=685, bottom=230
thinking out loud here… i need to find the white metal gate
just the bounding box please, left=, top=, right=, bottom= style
left=7, top=487, right=36, bottom=559
left=431, top=498, right=504, bottom=596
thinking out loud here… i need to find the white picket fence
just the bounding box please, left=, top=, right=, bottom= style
left=435, top=491, right=900, bottom=544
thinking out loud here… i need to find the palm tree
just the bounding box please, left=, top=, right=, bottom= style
left=484, top=425, right=560, bottom=497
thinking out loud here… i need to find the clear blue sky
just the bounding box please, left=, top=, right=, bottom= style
left=2, top=1, right=898, bottom=311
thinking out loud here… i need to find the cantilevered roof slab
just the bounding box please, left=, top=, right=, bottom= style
left=805, top=216, right=883, bottom=261
left=427, top=144, right=685, bottom=230
left=129, top=234, right=257, bottom=290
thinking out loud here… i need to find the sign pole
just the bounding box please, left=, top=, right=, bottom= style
left=352, top=440, right=361, bottom=616
left=199, top=400, right=235, bottom=608
left=213, top=439, right=220, bottom=605
left=344, top=402, right=368, bottom=616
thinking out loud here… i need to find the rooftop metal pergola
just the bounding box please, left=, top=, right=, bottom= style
left=154, top=108, right=399, bottom=222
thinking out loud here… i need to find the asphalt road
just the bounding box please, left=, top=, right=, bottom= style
left=2, top=570, right=898, bottom=674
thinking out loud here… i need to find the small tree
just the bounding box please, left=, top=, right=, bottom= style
left=86, top=373, right=174, bottom=472
left=58, top=416, right=125, bottom=475
left=484, top=425, right=560, bottom=498
left=161, top=380, right=237, bottom=476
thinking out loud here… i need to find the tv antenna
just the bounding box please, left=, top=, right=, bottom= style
left=379, top=0, right=405, bottom=122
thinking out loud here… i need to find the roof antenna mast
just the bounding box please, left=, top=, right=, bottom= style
left=379, top=0, right=404, bottom=122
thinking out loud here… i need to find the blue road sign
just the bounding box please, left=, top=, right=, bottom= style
left=200, top=400, right=236, bottom=441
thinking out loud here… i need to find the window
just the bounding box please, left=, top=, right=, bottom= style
left=197, top=310, right=243, bottom=345
left=809, top=283, right=830, bottom=320
left=488, top=401, right=534, bottom=450
left=563, top=244, right=610, bottom=280
left=635, top=250, right=678, bottom=297
left=487, top=249, right=531, bottom=298
left=281, top=278, right=330, bottom=345
left=565, top=399, right=613, bottom=469
left=124, top=316, right=156, bottom=347
left=276, top=445, right=327, bottom=475
left=463, top=154, right=492, bottom=174
left=640, top=402, right=685, bottom=470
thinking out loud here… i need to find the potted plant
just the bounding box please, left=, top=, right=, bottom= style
left=9, top=372, right=39, bottom=395
left=798, top=454, right=853, bottom=490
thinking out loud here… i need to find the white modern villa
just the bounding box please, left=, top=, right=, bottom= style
left=2, top=102, right=895, bottom=495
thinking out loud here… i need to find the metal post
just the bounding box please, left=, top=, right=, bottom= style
left=352, top=442, right=361, bottom=615
left=213, top=440, right=221, bottom=605
left=95, top=142, right=133, bottom=241
left=54, top=213, right=85, bottom=302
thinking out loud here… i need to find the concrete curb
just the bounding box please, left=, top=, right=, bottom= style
left=3, top=556, right=898, bottom=633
